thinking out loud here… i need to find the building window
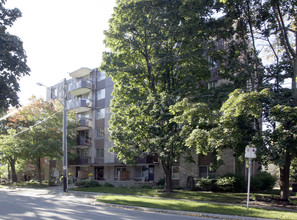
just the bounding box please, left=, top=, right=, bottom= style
left=51, top=88, right=58, bottom=98
left=77, top=111, right=91, bottom=120
left=115, top=167, right=126, bottom=180
left=96, top=128, right=105, bottom=139
left=172, top=166, right=180, bottom=179
left=77, top=148, right=88, bottom=157
left=96, top=148, right=104, bottom=158
left=97, top=89, right=105, bottom=100
left=135, top=166, right=148, bottom=180
left=208, top=82, right=217, bottom=89
left=96, top=108, right=105, bottom=119
left=97, top=71, right=106, bottom=81
left=208, top=56, right=218, bottom=68
left=199, top=166, right=216, bottom=179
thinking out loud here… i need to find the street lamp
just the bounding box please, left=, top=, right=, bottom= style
left=37, top=78, right=68, bottom=192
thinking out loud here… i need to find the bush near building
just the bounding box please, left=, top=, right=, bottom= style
left=194, top=172, right=276, bottom=193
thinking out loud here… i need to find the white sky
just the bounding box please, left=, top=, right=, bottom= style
left=5, top=0, right=116, bottom=105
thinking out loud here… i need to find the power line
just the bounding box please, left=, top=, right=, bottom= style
left=13, top=110, right=62, bottom=137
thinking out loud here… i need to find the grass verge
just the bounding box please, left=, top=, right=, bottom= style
left=71, top=187, right=247, bottom=203
left=97, top=194, right=297, bottom=220
left=1, top=181, right=48, bottom=188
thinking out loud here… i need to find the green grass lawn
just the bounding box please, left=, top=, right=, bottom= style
left=97, top=194, right=297, bottom=220
left=71, top=186, right=253, bottom=203
left=1, top=181, right=48, bottom=188
left=72, top=186, right=297, bottom=219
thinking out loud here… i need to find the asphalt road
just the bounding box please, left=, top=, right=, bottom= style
left=0, top=188, right=220, bottom=220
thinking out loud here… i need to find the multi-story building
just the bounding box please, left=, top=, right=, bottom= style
left=46, top=67, right=247, bottom=187
left=47, top=67, right=165, bottom=185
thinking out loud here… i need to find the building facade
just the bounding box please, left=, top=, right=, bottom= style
left=46, top=67, right=242, bottom=187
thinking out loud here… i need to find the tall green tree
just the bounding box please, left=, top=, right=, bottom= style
left=218, top=0, right=297, bottom=200
left=101, top=0, right=218, bottom=191
left=0, top=0, right=30, bottom=113
left=6, top=97, right=77, bottom=185
left=0, top=129, right=21, bottom=182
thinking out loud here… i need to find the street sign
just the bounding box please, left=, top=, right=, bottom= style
left=245, top=147, right=256, bottom=158
left=245, top=147, right=256, bottom=214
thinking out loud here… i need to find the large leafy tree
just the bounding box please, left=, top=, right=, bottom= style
left=218, top=0, right=297, bottom=200
left=0, top=129, right=21, bottom=182
left=0, top=0, right=30, bottom=113
left=101, top=0, right=218, bottom=191
left=5, top=97, right=77, bottom=184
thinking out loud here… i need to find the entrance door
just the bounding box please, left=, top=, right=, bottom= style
left=148, top=165, right=154, bottom=182
left=75, top=167, right=80, bottom=178
left=94, top=166, right=104, bottom=180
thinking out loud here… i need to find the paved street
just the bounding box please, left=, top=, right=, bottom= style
left=0, top=187, right=225, bottom=220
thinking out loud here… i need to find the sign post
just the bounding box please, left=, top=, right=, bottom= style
left=245, top=147, right=256, bottom=214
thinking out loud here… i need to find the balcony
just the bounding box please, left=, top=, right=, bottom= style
left=68, top=80, right=92, bottom=96
left=136, top=155, right=159, bottom=164
left=69, top=157, right=91, bottom=165
left=76, top=136, right=91, bottom=146
left=75, top=118, right=92, bottom=131
left=67, top=98, right=92, bottom=113
left=69, top=67, right=92, bottom=79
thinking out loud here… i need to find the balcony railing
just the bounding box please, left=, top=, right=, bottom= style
left=136, top=155, right=159, bottom=164
left=76, top=136, right=91, bottom=146
left=69, top=157, right=91, bottom=165
left=75, top=118, right=92, bottom=131
left=68, top=79, right=92, bottom=96
left=67, top=98, right=92, bottom=113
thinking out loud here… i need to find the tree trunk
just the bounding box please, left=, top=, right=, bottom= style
left=161, top=160, right=173, bottom=192
left=48, top=159, right=52, bottom=186
left=7, top=164, right=11, bottom=182
left=292, top=57, right=297, bottom=105
left=279, top=152, right=291, bottom=200
left=8, top=157, right=18, bottom=182
left=37, top=157, right=42, bottom=185
left=10, top=163, right=17, bottom=183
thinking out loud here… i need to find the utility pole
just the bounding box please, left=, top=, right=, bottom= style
left=63, top=78, right=68, bottom=193
left=37, top=78, right=68, bottom=192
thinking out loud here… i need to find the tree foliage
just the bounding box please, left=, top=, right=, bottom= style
left=0, top=0, right=30, bottom=113
left=0, top=97, right=77, bottom=184
left=101, top=0, right=219, bottom=191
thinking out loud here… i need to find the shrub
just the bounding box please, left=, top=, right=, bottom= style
left=103, top=182, right=114, bottom=187
left=140, top=184, right=152, bottom=189
left=157, top=178, right=165, bottom=187
left=218, top=173, right=247, bottom=192
left=196, top=177, right=214, bottom=191
left=216, top=176, right=236, bottom=192
left=74, top=179, right=100, bottom=188
left=251, top=172, right=277, bottom=191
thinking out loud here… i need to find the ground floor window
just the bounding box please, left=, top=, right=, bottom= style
left=199, top=166, right=216, bottom=178
left=172, top=166, right=180, bottom=179
left=115, top=167, right=127, bottom=180
left=94, top=166, right=104, bottom=180
left=135, top=165, right=154, bottom=182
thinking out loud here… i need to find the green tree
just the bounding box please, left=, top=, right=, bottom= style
left=7, top=97, right=77, bottom=185
left=0, top=0, right=30, bottom=113
left=219, top=0, right=297, bottom=200
left=0, top=129, right=21, bottom=182
left=101, top=0, right=217, bottom=191
left=262, top=104, right=297, bottom=200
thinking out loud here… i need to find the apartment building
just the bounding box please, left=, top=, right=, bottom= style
left=47, top=67, right=165, bottom=186
left=45, top=67, right=246, bottom=187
